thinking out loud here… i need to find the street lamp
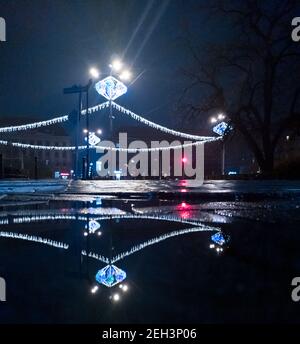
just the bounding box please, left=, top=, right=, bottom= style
left=110, top=59, right=123, bottom=72
left=106, top=59, right=132, bottom=137
left=210, top=114, right=227, bottom=176
left=119, top=70, right=131, bottom=81
left=89, top=67, right=100, bottom=79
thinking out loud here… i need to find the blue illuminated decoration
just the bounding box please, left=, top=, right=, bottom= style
left=95, top=264, right=126, bottom=287
left=213, top=121, right=230, bottom=136
left=95, top=76, right=127, bottom=101
left=211, top=232, right=226, bottom=246
left=88, top=220, right=101, bottom=233
left=84, top=132, right=101, bottom=146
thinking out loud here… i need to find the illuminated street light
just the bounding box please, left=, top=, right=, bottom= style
left=111, top=59, right=123, bottom=72
left=83, top=129, right=88, bottom=134
left=218, top=113, right=225, bottom=120
left=89, top=67, right=100, bottom=79
left=210, top=117, right=217, bottom=124
left=113, top=293, right=120, bottom=302
left=119, top=70, right=131, bottom=81
left=97, top=129, right=102, bottom=135
left=91, top=286, right=99, bottom=294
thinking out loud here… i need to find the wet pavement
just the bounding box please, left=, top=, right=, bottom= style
left=1, top=179, right=300, bottom=197
left=0, top=191, right=300, bottom=323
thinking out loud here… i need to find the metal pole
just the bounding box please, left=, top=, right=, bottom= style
left=109, top=68, right=113, bottom=138
left=75, top=91, right=82, bottom=180
left=222, top=141, right=225, bottom=176
left=109, top=100, right=113, bottom=138
left=82, top=157, right=86, bottom=180
left=34, top=156, right=38, bottom=180
left=86, top=89, right=90, bottom=180
left=0, top=154, right=3, bottom=179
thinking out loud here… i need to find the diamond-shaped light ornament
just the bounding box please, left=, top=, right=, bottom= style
left=88, top=132, right=101, bottom=146
left=95, top=76, right=127, bottom=101
left=88, top=220, right=101, bottom=234
left=96, top=264, right=126, bottom=287
left=211, top=232, right=226, bottom=246
left=213, top=122, right=230, bottom=136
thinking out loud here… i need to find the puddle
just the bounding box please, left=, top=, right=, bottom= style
left=0, top=198, right=299, bottom=323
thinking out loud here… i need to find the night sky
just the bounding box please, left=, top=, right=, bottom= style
left=0, top=0, right=224, bottom=129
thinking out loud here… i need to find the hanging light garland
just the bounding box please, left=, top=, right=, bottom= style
left=0, top=115, right=69, bottom=133
left=0, top=140, right=86, bottom=151
left=81, top=101, right=110, bottom=115
left=84, top=225, right=220, bottom=265
left=0, top=231, right=69, bottom=249
left=111, top=101, right=217, bottom=141
left=110, top=226, right=219, bottom=263
left=0, top=102, right=109, bottom=133
left=94, top=214, right=211, bottom=228
left=0, top=136, right=220, bottom=151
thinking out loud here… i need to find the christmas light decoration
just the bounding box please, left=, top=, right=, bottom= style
left=95, top=264, right=127, bottom=287
left=0, top=140, right=86, bottom=151
left=0, top=115, right=69, bottom=133
left=213, top=121, right=230, bottom=136
left=211, top=232, right=230, bottom=246
left=81, top=101, right=110, bottom=115
left=87, top=219, right=101, bottom=234
left=84, top=132, right=101, bottom=146
left=84, top=226, right=221, bottom=265
left=109, top=227, right=219, bottom=263
left=0, top=102, right=109, bottom=133
left=0, top=231, right=69, bottom=249
left=111, top=101, right=218, bottom=141
left=94, top=214, right=212, bottom=228
left=81, top=250, right=109, bottom=264
left=95, top=76, right=127, bottom=100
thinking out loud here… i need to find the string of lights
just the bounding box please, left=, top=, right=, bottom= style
left=94, top=214, right=214, bottom=228
left=84, top=226, right=219, bottom=265
left=0, top=231, right=69, bottom=249
left=110, top=226, right=218, bottom=263
left=0, top=101, right=109, bottom=133
left=0, top=140, right=87, bottom=151
left=81, top=101, right=110, bottom=115
left=95, top=137, right=221, bottom=153
left=111, top=101, right=218, bottom=141
left=0, top=115, right=69, bottom=133
left=0, top=136, right=220, bottom=151
left=81, top=249, right=110, bottom=264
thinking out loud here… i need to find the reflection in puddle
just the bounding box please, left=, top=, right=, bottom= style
left=0, top=200, right=230, bottom=320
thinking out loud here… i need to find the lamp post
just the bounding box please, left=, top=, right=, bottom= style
left=85, top=79, right=93, bottom=179
left=63, top=84, right=84, bottom=180
left=210, top=114, right=227, bottom=176
left=107, top=59, right=131, bottom=138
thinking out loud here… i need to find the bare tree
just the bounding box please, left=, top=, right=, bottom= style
left=181, top=0, right=300, bottom=173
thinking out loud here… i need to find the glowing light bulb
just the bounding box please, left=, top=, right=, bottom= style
left=89, top=67, right=100, bottom=79
left=111, top=59, right=123, bottom=71
left=113, top=293, right=120, bottom=301
left=119, top=70, right=131, bottom=81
